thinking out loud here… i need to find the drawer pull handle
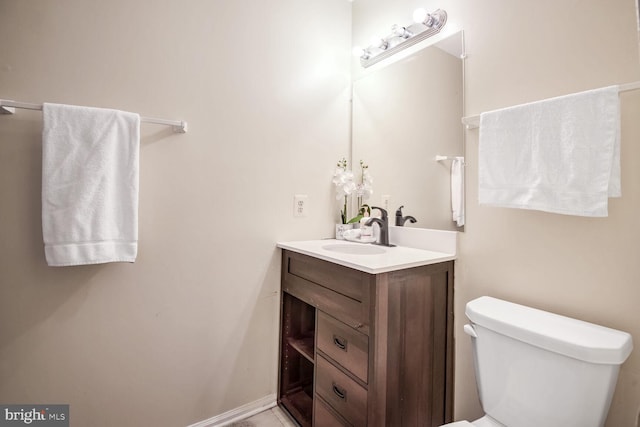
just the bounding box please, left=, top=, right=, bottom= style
left=332, top=383, right=347, bottom=400
left=333, top=335, right=348, bottom=351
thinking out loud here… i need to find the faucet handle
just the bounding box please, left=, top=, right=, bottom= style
left=370, top=206, right=388, bottom=220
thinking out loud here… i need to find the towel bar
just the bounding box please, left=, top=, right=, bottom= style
left=460, top=80, right=640, bottom=130
left=435, top=155, right=464, bottom=162
left=0, top=99, right=188, bottom=133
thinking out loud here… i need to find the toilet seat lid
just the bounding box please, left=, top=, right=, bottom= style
left=441, top=416, right=505, bottom=427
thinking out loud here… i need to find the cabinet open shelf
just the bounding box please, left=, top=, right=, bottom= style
left=280, top=385, right=313, bottom=427
left=279, top=293, right=316, bottom=426
left=287, top=335, right=314, bottom=363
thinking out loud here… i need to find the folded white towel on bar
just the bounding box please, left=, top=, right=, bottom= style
left=42, top=103, right=141, bottom=266
left=451, top=157, right=465, bottom=227
left=478, top=85, right=620, bottom=217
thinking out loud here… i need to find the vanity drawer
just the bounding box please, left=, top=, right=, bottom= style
left=317, top=311, right=368, bottom=383
left=287, top=251, right=367, bottom=301
left=283, top=251, right=372, bottom=334
left=316, top=355, right=367, bottom=426
left=314, top=396, right=350, bottom=427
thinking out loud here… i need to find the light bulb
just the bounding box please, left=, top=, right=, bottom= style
left=391, top=24, right=411, bottom=39
left=412, top=8, right=428, bottom=24
left=370, top=36, right=388, bottom=50
left=352, top=46, right=369, bottom=59
left=414, top=8, right=438, bottom=27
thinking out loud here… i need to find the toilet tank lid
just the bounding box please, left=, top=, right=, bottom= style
left=466, top=296, right=633, bottom=364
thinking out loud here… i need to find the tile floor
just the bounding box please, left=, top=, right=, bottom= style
left=229, top=406, right=297, bottom=427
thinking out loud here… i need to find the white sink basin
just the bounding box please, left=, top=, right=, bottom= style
left=321, top=243, right=386, bottom=255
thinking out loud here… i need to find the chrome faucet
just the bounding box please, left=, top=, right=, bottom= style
left=365, top=206, right=395, bottom=247
left=395, top=206, right=417, bottom=226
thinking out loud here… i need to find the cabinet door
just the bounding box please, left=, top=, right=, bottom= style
left=369, top=262, right=454, bottom=427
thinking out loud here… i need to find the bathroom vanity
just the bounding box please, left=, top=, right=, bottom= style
left=277, top=239, right=455, bottom=426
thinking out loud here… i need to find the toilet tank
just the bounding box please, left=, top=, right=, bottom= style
left=465, top=296, right=633, bottom=427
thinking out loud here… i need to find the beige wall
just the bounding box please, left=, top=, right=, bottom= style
left=353, top=0, right=640, bottom=426
left=3, top=1, right=640, bottom=426
left=0, top=1, right=351, bottom=426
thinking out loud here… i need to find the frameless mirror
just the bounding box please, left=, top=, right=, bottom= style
left=352, top=31, right=464, bottom=231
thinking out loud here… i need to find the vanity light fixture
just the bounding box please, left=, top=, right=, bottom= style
left=353, top=8, right=447, bottom=68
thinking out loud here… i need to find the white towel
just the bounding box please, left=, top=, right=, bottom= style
left=42, top=103, right=141, bottom=266
left=478, top=85, right=620, bottom=217
left=451, top=157, right=465, bottom=227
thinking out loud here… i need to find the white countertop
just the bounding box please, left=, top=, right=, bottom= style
left=277, top=239, right=456, bottom=274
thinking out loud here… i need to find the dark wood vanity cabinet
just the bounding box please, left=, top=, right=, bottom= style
left=278, top=250, right=454, bottom=427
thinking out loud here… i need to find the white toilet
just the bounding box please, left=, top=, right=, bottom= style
left=442, top=296, right=633, bottom=427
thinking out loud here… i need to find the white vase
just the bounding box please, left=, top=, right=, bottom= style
left=335, top=223, right=353, bottom=240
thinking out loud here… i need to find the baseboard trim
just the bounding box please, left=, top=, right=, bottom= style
left=187, top=394, right=277, bottom=427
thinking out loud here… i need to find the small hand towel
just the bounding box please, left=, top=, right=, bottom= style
left=42, top=103, right=140, bottom=266
left=451, top=157, right=465, bottom=227
left=478, top=85, right=620, bottom=217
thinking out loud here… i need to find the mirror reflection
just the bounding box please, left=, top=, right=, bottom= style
left=352, top=31, right=464, bottom=231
